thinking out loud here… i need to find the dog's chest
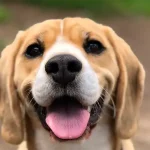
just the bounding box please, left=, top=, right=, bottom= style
left=33, top=124, right=112, bottom=150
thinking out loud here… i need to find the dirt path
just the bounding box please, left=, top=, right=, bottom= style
left=0, top=3, right=150, bottom=150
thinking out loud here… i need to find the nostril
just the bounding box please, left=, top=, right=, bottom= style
left=67, top=60, right=82, bottom=73
left=45, top=62, right=59, bottom=74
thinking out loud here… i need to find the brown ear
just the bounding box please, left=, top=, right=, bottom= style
left=105, top=27, right=145, bottom=139
left=0, top=31, right=25, bottom=144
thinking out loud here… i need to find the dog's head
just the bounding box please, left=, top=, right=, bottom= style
left=0, top=18, right=145, bottom=144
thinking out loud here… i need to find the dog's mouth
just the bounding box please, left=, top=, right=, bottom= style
left=33, top=94, right=104, bottom=141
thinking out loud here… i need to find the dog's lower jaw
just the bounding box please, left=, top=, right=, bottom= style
left=22, top=114, right=114, bottom=150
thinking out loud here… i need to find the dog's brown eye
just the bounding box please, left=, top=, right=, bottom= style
left=83, top=40, right=105, bottom=54
left=25, top=43, right=44, bottom=58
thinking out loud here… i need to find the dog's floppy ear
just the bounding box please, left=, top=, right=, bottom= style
left=0, top=31, right=25, bottom=144
left=105, top=27, right=145, bottom=139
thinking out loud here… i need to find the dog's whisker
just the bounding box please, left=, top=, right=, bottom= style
left=96, top=101, right=102, bottom=110
left=29, top=97, right=35, bottom=105
left=100, top=87, right=116, bottom=118
left=26, top=90, right=32, bottom=100
left=93, top=102, right=100, bottom=114
left=97, top=100, right=114, bottom=118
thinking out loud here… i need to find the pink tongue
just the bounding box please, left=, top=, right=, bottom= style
left=46, top=100, right=90, bottom=139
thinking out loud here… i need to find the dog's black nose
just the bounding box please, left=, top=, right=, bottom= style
left=45, top=54, right=82, bottom=86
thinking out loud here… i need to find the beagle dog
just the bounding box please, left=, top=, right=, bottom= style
left=0, top=18, right=145, bottom=150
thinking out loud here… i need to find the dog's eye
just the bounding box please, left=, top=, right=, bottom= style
left=25, top=43, right=44, bottom=58
left=83, top=40, right=105, bottom=54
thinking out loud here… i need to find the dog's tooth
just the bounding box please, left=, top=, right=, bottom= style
left=88, top=106, right=91, bottom=112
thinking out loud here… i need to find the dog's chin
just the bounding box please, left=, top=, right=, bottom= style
left=32, top=94, right=104, bottom=142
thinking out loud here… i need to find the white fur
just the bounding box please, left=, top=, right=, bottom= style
left=32, top=38, right=101, bottom=107
left=18, top=123, right=133, bottom=150
left=27, top=119, right=112, bottom=150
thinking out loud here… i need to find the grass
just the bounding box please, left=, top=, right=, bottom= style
left=24, top=0, right=150, bottom=16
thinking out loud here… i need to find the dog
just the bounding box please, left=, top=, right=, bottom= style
left=0, top=18, right=145, bottom=150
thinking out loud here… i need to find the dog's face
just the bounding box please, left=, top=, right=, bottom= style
left=0, top=18, right=145, bottom=144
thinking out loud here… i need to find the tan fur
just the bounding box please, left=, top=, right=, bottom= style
left=0, top=18, right=145, bottom=150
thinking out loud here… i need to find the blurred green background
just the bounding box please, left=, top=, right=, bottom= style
left=18, top=0, right=150, bottom=16
left=3, top=0, right=150, bottom=17
left=0, top=1, right=150, bottom=150
left=1, top=0, right=150, bottom=50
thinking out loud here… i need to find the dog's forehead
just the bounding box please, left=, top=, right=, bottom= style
left=25, top=18, right=105, bottom=38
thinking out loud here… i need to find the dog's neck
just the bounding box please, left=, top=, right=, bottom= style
left=25, top=114, right=115, bottom=150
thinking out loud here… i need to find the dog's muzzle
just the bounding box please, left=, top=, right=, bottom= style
left=32, top=54, right=103, bottom=140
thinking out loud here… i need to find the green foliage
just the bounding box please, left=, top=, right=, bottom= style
left=0, top=5, right=9, bottom=23
left=23, top=0, right=150, bottom=16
